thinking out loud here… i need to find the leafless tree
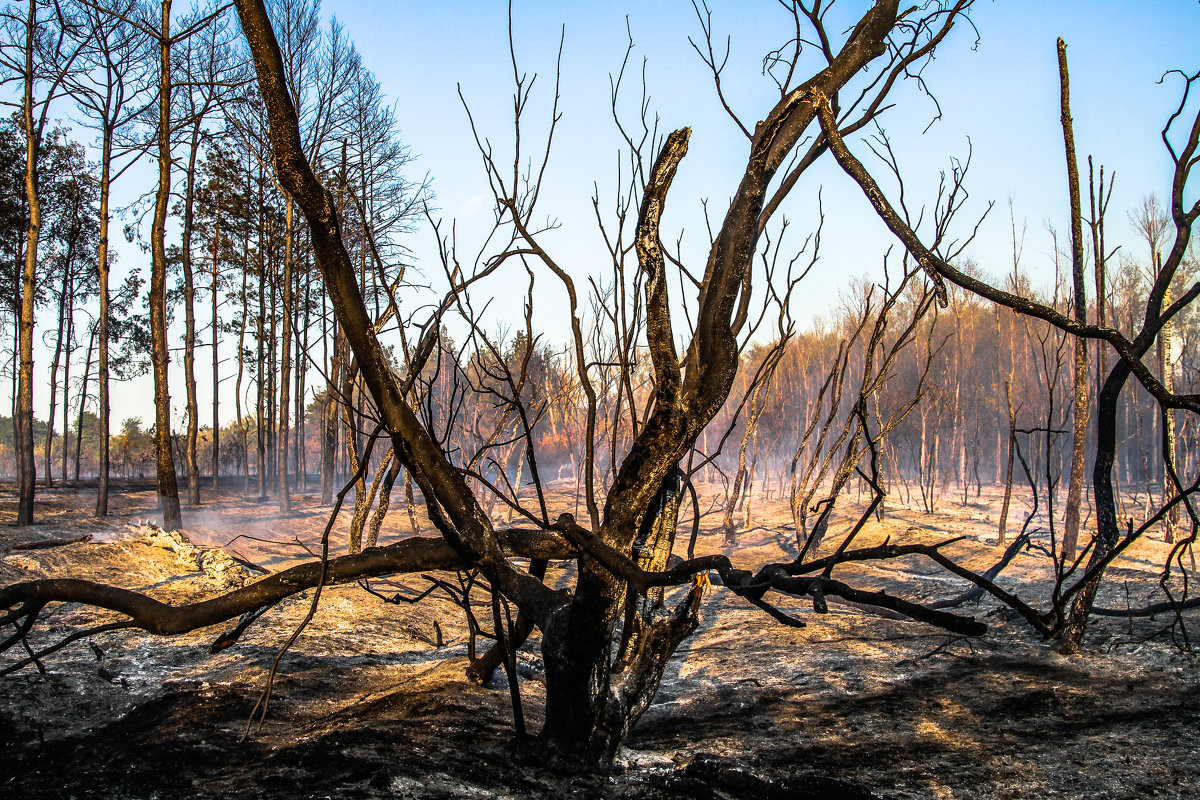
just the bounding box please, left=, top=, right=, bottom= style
left=0, top=1, right=998, bottom=767
left=20, top=0, right=1198, bottom=770
left=814, top=39, right=1200, bottom=650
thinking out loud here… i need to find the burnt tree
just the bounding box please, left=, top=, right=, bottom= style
left=1, top=0, right=1015, bottom=769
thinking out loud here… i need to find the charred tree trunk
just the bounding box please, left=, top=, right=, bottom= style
left=1059, top=361, right=1130, bottom=648
left=233, top=0, right=929, bottom=767
left=1059, top=39, right=1089, bottom=563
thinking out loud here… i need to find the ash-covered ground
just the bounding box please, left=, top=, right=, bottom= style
left=2, top=479, right=1198, bottom=799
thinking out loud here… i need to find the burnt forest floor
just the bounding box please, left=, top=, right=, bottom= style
left=1, top=477, right=1199, bottom=799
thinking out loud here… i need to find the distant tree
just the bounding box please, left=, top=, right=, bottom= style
left=192, top=140, right=252, bottom=488
left=39, top=129, right=99, bottom=487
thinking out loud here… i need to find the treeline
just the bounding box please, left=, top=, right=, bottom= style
left=711, top=244, right=1197, bottom=541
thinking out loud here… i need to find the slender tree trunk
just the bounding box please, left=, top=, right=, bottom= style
left=998, top=381, right=1017, bottom=545
left=1088, top=160, right=1110, bottom=519
left=182, top=121, right=202, bottom=506
left=995, top=424, right=1004, bottom=486
left=364, top=451, right=401, bottom=547
left=1059, top=38, right=1089, bottom=563
left=76, top=325, right=96, bottom=481
left=255, top=166, right=267, bottom=499
left=917, top=408, right=929, bottom=511
left=150, top=2, right=183, bottom=531
left=297, top=268, right=310, bottom=491
left=1159, top=266, right=1178, bottom=542
left=45, top=265, right=69, bottom=488
left=343, top=366, right=367, bottom=553
left=266, top=259, right=277, bottom=485
left=237, top=139, right=252, bottom=497
left=61, top=285, right=74, bottom=484
left=236, top=261, right=249, bottom=497
left=1060, top=362, right=1129, bottom=649
left=96, top=132, right=113, bottom=516
left=723, top=382, right=765, bottom=542
left=211, top=173, right=221, bottom=491
left=277, top=196, right=294, bottom=512
left=321, top=325, right=340, bottom=504
left=15, top=1, right=40, bottom=525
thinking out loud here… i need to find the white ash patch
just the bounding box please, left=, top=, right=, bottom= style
left=138, top=523, right=249, bottom=589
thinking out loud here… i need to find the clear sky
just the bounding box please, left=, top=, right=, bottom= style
left=324, top=0, right=1200, bottom=333
left=22, top=0, right=1200, bottom=429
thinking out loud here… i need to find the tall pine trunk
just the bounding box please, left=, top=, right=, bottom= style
left=15, top=0, right=40, bottom=525
left=277, top=196, right=294, bottom=512
left=95, top=130, right=113, bottom=515
left=150, top=1, right=183, bottom=530
left=211, top=173, right=222, bottom=490
left=45, top=262, right=69, bottom=488
left=255, top=164, right=267, bottom=499
left=60, top=282, right=74, bottom=484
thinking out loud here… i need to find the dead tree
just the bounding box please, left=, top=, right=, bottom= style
left=789, top=262, right=941, bottom=549
left=2, top=0, right=1008, bottom=768
left=815, top=44, right=1200, bottom=651
left=1058, top=38, right=1090, bottom=563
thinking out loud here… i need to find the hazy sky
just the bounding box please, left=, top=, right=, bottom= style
left=22, top=1, right=1200, bottom=429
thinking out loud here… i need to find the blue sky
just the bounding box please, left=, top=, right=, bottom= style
left=324, top=0, right=1200, bottom=333
left=23, top=1, right=1200, bottom=429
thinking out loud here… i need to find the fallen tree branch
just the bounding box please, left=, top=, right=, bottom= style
left=930, top=530, right=1032, bottom=609
left=0, top=529, right=576, bottom=672
left=1092, top=597, right=1200, bottom=617
left=1, top=510, right=1005, bottom=675
left=11, top=534, right=92, bottom=551
left=551, top=512, right=987, bottom=635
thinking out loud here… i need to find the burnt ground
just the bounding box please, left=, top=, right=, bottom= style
left=1, top=478, right=1199, bottom=799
